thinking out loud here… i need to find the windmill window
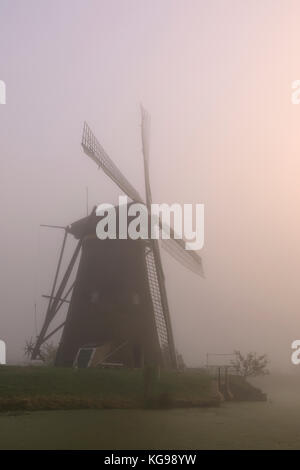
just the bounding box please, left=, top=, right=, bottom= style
left=90, top=291, right=100, bottom=304
left=132, top=293, right=140, bottom=305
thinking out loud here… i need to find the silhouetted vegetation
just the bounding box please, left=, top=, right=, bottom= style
left=231, top=351, right=269, bottom=378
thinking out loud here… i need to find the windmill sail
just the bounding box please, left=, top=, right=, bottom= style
left=82, top=120, right=203, bottom=276
left=82, top=122, right=143, bottom=203
left=141, top=106, right=177, bottom=367
left=145, top=247, right=171, bottom=360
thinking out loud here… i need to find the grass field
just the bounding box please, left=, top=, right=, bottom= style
left=0, top=366, right=215, bottom=410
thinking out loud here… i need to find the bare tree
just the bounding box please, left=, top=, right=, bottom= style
left=24, top=339, right=57, bottom=365
left=231, top=351, right=269, bottom=378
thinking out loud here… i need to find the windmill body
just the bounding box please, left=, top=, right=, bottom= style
left=32, top=109, right=203, bottom=369
left=55, top=207, right=170, bottom=367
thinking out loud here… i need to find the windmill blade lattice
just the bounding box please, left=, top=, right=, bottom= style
left=82, top=122, right=143, bottom=203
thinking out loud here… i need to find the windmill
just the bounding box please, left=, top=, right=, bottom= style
left=31, top=107, right=203, bottom=368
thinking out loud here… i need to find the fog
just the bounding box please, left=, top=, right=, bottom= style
left=0, top=0, right=300, bottom=370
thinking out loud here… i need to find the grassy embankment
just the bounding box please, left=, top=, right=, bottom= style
left=0, top=366, right=265, bottom=411
left=0, top=366, right=216, bottom=411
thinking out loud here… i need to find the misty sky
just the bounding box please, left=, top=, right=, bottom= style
left=1, top=0, right=300, bottom=369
